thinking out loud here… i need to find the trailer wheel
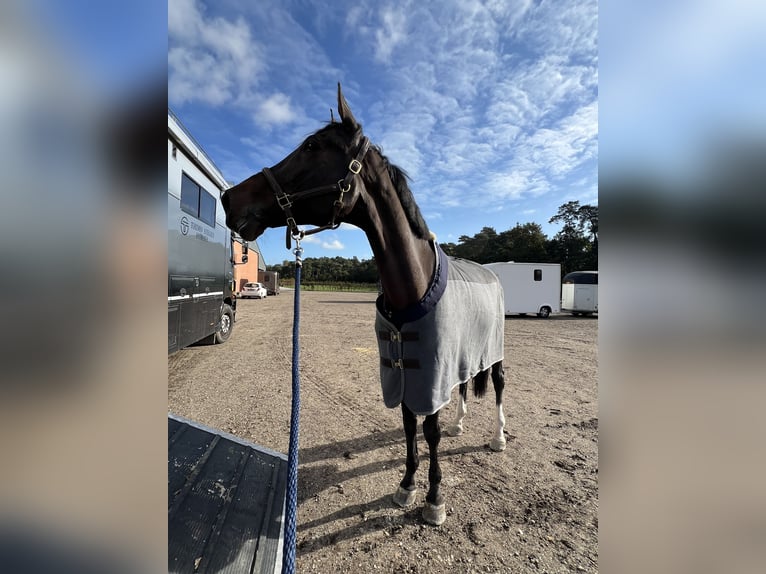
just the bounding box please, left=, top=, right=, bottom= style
left=537, top=306, right=551, bottom=318
left=215, top=304, right=234, bottom=344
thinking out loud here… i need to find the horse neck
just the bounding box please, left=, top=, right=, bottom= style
left=349, top=157, right=435, bottom=310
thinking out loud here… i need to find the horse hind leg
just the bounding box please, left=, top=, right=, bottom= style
left=445, top=369, right=488, bottom=437
left=489, top=361, right=507, bottom=452
left=422, top=410, right=446, bottom=525
left=393, top=403, right=419, bottom=508
left=445, top=382, right=468, bottom=436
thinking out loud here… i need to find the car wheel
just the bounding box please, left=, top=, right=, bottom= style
left=215, top=304, right=234, bottom=344
left=537, top=306, right=551, bottom=318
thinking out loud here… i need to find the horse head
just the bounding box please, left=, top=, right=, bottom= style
left=222, top=84, right=368, bottom=242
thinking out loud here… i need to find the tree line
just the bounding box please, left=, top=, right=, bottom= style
left=268, top=201, right=597, bottom=281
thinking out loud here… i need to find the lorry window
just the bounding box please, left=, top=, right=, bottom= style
left=180, top=173, right=200, bottom=216
left=181, top=171, right=217, bottom=227
left=199, top=188, right=217, bottom=227
left=534, top=269, right=542, bottom=281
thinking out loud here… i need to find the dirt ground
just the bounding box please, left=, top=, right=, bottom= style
left=168, top=290, right=598, bottom=573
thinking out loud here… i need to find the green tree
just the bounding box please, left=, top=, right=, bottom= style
left=496, top=222, right=550, bottom=263
left=548, top=201, right=598, bottom=274
left=447, top=226, right=499, bottom=263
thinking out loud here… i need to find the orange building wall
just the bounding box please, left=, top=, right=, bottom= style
left=232, top=241, right=261, bottom=295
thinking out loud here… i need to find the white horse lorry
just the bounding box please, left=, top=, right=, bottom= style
left=168, top=109, right=248, bottom=353
left=561, top=270, right=598, bottom=316
left=484, top=262, right=562, bottom=318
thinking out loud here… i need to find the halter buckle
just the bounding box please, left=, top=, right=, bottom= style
left=348, top=159, right=362, bottom=174
left=277, top=193, right=292, bottom=209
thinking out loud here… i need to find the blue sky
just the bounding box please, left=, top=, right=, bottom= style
left=11, top=1, right=765, bottom=267
left=169, top=0, right=598, bottom=265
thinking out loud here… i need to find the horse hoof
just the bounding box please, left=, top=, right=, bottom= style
left=422, top=502, right=446, bottom=526
left=489, top=437, right=506, bottom=452
left=445, top=424, right=463, bottom=437
left=393, top=486, right=417, bottom=508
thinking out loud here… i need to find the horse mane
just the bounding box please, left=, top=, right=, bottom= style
left=315, top=122, right=431, bottom=240
left=372, top=145, right=431, bottom=240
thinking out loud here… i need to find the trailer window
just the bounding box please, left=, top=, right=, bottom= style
left=534, top=269, right=542, bottom=281
left=181, top=172, right=217, bottom=227
left=563, top=272, right=598, bottom=285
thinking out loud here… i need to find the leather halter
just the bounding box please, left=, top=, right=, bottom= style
left=261, top=132, right=371, bottom=249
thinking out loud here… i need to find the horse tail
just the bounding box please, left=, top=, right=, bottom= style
left=473, top=368, right=489, bottom=399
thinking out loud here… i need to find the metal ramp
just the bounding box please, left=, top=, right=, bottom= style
left=168, top=414, right=287, bottom=574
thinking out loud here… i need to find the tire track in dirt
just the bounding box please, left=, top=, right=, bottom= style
left=298, top=362, right=392, bottom=431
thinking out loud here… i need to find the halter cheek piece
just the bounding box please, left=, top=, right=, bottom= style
left=261, top=133, right=371, bottom=249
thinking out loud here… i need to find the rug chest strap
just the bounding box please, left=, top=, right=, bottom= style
left=380, top=357, right=421, bottom=370
left=377, top=330, right=420, bottom=342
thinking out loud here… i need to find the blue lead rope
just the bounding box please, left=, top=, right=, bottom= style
left=281, top=242, right=302, bottom=574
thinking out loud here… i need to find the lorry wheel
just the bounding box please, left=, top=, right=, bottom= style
left=215, top=304, right=234, bottom=343
left=537, top=306, right=551, bottom=318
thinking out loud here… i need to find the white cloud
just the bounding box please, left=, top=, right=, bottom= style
left=299, top=234, right=345, bottom=250
left=378, top=129, right=423, bottom=174
left=526, top=100, right=598, bottom=176
left=171, top=0, right=598, bottom=234
left=328, top=0, right=598, bottom=213
left=168, top=0, right=262, bottom=106
left=478, top=99, right=597, bottom=203
left=485, top=170, right=549, bottom=200
left=374, top=7, right=408, bottom=62
left=168, top=47, right=233, bottom=106
left=168, top=0, right=202, bottom=41
left=255, top=93, right=297, bottom=125
left=322, top=239, right=345, bottom=250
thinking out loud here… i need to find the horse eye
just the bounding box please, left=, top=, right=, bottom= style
left=304, top=139, right=317, bottom=152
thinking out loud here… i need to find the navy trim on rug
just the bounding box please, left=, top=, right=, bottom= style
left=376, top=241, right=450, bottom=329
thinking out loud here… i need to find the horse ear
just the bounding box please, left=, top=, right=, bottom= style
left=337, top=83, right=359, bottom=130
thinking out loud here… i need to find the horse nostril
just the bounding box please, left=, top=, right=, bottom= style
left=221, top=191, right=230, bottom=212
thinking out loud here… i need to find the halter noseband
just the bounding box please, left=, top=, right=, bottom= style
left=262, top=133, right=371, bottom=249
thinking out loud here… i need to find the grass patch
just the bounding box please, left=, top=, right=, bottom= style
left=280, top=281, right=379, bottom=293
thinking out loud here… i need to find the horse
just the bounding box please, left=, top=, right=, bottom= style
left=222, top=84, right=507, bottom=526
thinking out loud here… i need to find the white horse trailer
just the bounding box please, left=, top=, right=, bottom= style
left=561, top=271, right=598, bottom=315
left=483, top=262, right=561, bottom=318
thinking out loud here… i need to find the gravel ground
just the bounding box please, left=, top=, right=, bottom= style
left=169, top=290, right=598, bottom=573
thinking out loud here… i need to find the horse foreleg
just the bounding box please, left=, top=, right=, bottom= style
left=445, top=382, right=468, bottom=436
left=422, top=410, right=446, bottom=525
left=393, top=403, right=419, bottom=508
left=489, top=361, right=507, bottom=452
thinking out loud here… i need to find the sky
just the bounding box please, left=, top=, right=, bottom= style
left=168, top=0, right=598, bottom=265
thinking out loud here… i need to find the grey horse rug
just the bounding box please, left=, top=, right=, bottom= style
left=375, top=242, right=505, bottom=415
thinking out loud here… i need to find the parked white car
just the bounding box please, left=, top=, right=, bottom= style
left=240, top=282, right=267, bottom=299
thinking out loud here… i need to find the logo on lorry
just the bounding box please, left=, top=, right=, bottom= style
left=180, top=216, right=190, bottom=235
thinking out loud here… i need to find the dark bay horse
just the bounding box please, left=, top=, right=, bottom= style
left=222, top=84, right=507, bottom=526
